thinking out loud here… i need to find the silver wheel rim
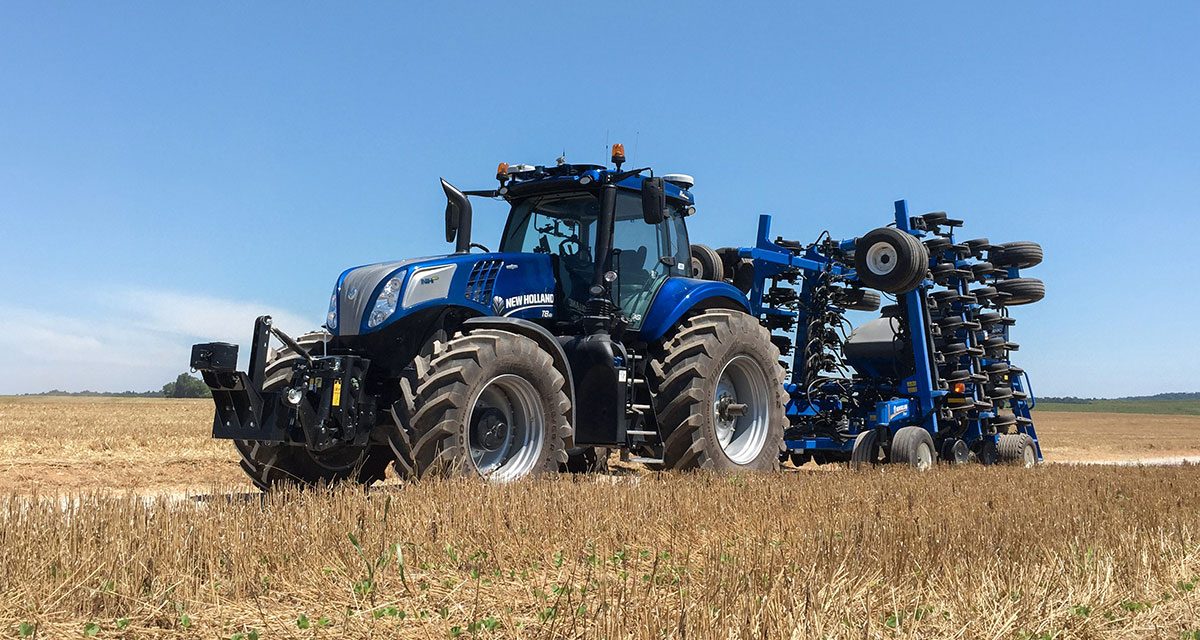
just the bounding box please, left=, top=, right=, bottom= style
left=914, top=441, right=933, bottom=471
left=712, top=355, right=771, bottom=465
left=1022, top=444, right=1037, bottom=468
left=467, top=374, right=545, bottom=481
left=865, top=242, right=898, bottom=276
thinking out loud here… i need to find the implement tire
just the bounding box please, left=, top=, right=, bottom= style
left=396, top=329, right=570, bottom=481
left=234, top=331, right=392, bottom=491
left=997, top=433, right=1038, bottom=467
left=849, top=429, right=884, bottom=470
left=994, top=277, right=1045, bottom=306
left=993, top=241, right=1043, bottom=269
left=889, top=426, right=935, bottom=471
left=855, top=228, right=929, bottom=294
left=649, top=309, right=787, bottom=472
left=689, top=244, right=725, bottom=281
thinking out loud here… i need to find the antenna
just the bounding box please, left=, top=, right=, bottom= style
left=634, top=131, right=640, bottom=159
left=604, top=130, right=610, bottom=166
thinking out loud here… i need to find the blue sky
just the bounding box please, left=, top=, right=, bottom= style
left=0, top=2, right=1196, bottom=396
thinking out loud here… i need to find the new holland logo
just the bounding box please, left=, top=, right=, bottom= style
left=494, top=292, right=554, bottom=315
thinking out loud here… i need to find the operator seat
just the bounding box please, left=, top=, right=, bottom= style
left=615, top=247, right=657, bottom=317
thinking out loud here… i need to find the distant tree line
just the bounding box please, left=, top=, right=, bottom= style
left=22, top=373, right=211, bottom=398
left=1039, top=392, right=1200, bottom=404
left=25, top=389, right=165, bottom=398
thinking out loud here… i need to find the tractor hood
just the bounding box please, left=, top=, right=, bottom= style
left=327, top=252, right=556, bottom=337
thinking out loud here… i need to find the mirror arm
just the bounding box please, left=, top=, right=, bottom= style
left=608, top=167, right=652, bottom=184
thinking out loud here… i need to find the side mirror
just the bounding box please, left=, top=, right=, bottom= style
left=441, top=178, right=473, bottom=253
left=641, top=177, right=666, bottom=224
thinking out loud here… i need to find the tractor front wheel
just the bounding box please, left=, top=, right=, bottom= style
left=650, top=309, right=787, bottom=472
left=395, top=329, right=571, bottom=481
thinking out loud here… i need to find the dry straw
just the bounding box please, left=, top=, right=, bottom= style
left=1, top=465, right=1198, bottom=639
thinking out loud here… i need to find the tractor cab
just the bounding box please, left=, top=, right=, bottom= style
left=498, top=173, right=693, bottom=329
left=441, top=144, right=703, bottom=335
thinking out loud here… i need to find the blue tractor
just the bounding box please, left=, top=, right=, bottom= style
left=191, top=145, right=1044, bottom=489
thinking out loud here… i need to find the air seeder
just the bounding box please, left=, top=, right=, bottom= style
left=190, top=146, right=1044, bottom=488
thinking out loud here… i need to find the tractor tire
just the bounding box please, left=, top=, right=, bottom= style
left=849, top=429, right=885, bottom=470
left=855, top=228, right=929, bottom=294
left=234, top=331, right=392, bottom=491
left=997, top=433, right=1038, bottom=467
left=562, top=447, right=610, bottom=474
left=397, top=329, right=571, bottom=481
left=889, top=426, right=935, bottom=471
left=994, top=278, right=1045, bottom=305
left=689, top=244, right=725, bottom=281
left=993, top=241, right=1043, bottom=270
left=650, top=309, right=787, bottom=472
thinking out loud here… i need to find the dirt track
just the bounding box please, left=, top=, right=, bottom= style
left=0, top=397, right=1197, bottom=494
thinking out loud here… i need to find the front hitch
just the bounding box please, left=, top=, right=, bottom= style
left=191, top=316, right=375, bottom=450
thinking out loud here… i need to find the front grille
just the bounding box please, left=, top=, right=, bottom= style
left=465, top=259, right=504, bottom=305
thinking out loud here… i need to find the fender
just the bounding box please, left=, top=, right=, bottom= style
left=638, top=277, right=751, bottom=343
left=460, top=316, right=576, bottom=440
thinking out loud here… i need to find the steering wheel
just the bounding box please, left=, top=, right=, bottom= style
left=558, top=236, right=582, bottom=258
left=469, top=242, right=491, bottom=253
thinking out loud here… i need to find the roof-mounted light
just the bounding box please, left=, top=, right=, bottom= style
left=611, top=143, right=625, bottom=170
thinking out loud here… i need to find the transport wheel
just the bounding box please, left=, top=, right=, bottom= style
left=855, top=228, right=929, bottom=294
left=889, top=426, right=935, bottom=471
left=997, top=433, right=1038, bottom=467
left=849, top=429, right=885, bottom=470
left=397, top=329, right=570, bottom=481
left=689, top=244, right=725, bottom=281
left=234, top=331, right=392, bottom=491
left=992, top=241, right=1043, bottom=270
left=650, top=309, right=787, bottom=472
left=994, top=278, right=1045, bottom=305
left=562, top=447, right=610, bottom=474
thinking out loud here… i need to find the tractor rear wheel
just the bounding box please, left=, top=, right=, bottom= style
left=234, top=331, right=392, bottom=491
left=650, top=309, right=786, bottom=472
left=396, top=329, right=570, bottom=481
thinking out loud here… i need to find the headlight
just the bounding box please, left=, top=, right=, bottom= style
left=325, top=288, right=338, bottom=330
left=367, top=273, right=406, bottom=328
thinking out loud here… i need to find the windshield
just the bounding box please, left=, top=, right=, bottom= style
left=500, top=190, right=690, bottom=327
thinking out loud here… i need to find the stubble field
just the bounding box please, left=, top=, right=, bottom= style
left=0, top=397, right=1198, bottom=639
